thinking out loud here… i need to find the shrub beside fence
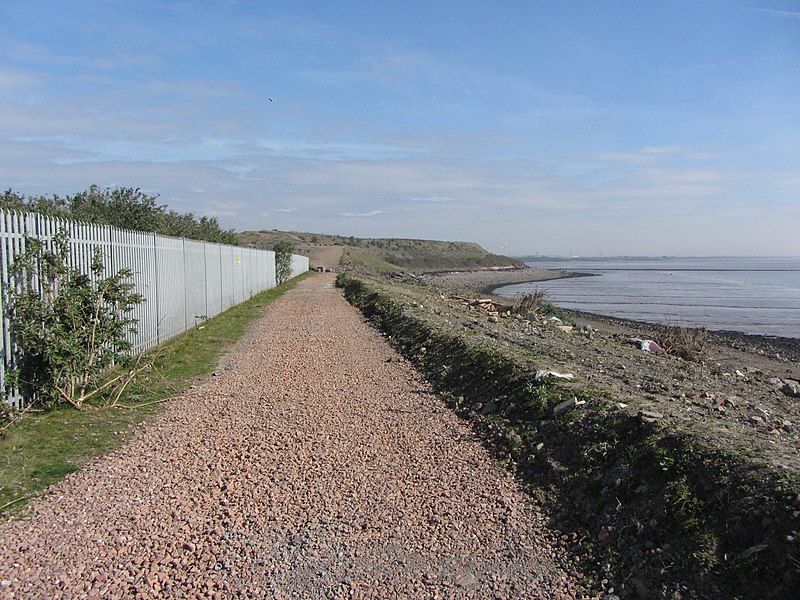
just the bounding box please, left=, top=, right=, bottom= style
left=0, top=210, right=309, bottom=408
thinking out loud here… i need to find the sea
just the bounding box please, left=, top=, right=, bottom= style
left=494, top=257, right=800, bottom=339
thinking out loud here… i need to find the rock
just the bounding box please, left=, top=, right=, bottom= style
left=781, top=380, right=800, bottom=398
left=481, top=402, right=499, bottom=415
left=638, top=410, right=663, bottom=424
left=505, top=431, right=523, bottom=447
left=553, top=397, right=577, bottom=417
left=454, top=572, right=479, bottom=588
left=628, top=577, right=649, bottom=598
left=602, top=465, right=629, bottom=487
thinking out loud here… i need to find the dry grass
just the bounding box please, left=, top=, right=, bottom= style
left=512, top=289, right=549, bottom=316
left=661, top=325, right=710, bottom=362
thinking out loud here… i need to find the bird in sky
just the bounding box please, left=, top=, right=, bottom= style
left=267, top=97, right=273, bottom=102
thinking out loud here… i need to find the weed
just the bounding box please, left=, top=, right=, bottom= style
left=512, top=289, right=549, bottom=316
left=661, top=325, right=710, bottom=362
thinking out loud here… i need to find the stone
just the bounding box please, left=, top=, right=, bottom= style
left=781, top=380, right=800, bottom=398
left=553, top=397, right=577, bottom=416
left=505, top=431, right=523, bottom=447
left=481, top=402, right=499, bottom=415
left=638, top=410, right=663, bottom=424
left=629, top=577, right=649, bottom=598
left=454, top=572, right=479, bottom=588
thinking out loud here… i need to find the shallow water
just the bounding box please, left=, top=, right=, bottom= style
left=495, top=257, right=800, bottom=338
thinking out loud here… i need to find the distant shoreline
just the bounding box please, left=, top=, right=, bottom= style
left=421, top=267, right=800, bottom=362
left=421, top=267, right=595, bottom=295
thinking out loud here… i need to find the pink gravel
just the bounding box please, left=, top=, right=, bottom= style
left=0, top=273, right=589, bottom=598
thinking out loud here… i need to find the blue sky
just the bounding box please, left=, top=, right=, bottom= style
left=1, top=1, right=798, bottom=256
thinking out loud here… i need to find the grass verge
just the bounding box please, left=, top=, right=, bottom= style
left=0, top=273, right=310, bottom=516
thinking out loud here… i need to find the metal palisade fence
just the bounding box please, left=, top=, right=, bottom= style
left=0, top=209, right=309, bottom=408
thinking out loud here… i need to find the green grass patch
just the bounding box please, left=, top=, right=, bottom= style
left=0, top=273, right=310, bottom=515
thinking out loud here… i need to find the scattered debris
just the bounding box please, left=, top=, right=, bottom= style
left=535, top=370, right=575, bottom=382
left=553, top=397, right=577, bottom=416
left=627, top=338, right=662, bottom=353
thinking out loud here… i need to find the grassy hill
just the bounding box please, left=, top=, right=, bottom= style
left=237, top=230, right=524, bottom=272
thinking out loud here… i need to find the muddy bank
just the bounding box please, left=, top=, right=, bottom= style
left=559, top=308, right=800, bottom=371
left=425, top=268, right=800, bottom=373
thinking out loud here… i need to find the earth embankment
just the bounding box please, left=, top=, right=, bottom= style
left=338, top=271, right=800, bottom=599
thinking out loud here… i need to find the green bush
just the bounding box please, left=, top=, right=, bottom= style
left=274, top=240, right=295, bottom=284
left=6, top=230, right=144, bottom=409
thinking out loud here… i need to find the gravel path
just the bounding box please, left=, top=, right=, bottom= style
left=0, top=273, right=587, bottom=599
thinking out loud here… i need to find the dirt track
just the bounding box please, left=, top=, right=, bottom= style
left=0, top=273, right=587, bottom=599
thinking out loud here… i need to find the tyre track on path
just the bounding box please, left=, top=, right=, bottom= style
left=0, top=273, right=586, bottom=599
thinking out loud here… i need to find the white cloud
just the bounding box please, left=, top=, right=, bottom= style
left=340, top=210, right=384, bottom=218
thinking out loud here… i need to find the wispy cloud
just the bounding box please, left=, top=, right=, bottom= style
left=1, top=1, right=796, bottom=256
left=340, top=210, right=384, bottom=218
left=752, top=8, right=800, bottom=19
left=0, top=65, right=43, bottom=90
left=5, top=40, right=160, bottom=71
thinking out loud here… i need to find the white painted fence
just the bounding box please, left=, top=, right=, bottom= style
left=0, top=210, right=309, bottom=408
